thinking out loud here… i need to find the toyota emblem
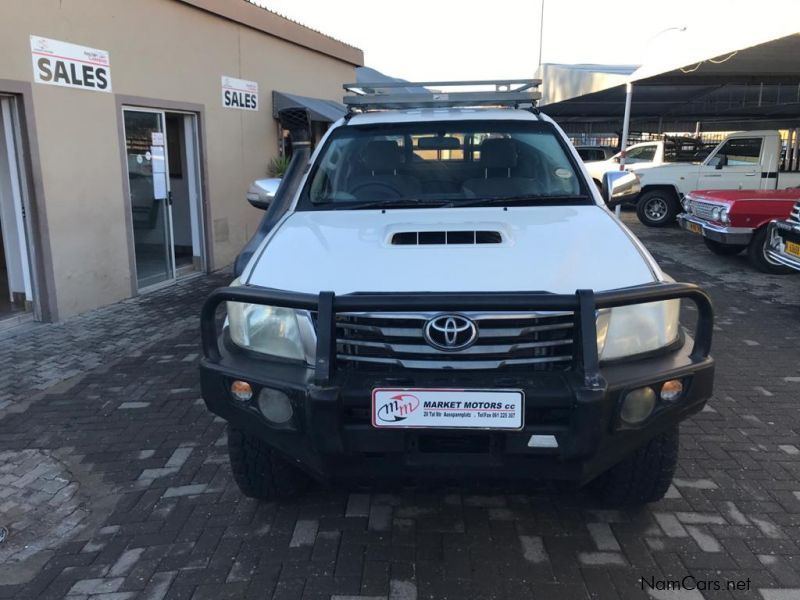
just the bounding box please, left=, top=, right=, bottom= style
left=423, top=314, right=478, bottom=351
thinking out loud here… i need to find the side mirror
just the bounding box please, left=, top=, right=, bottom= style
left=712, top=154, right=728, bottom=170
left=246, top=178, right=281, bottom=210
left=602, top=170, right=641, bottom=206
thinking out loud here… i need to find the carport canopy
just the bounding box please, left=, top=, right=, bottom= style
left=540, top=32, right=800, bottom=133
left=272, top=91, right=345, bottom=123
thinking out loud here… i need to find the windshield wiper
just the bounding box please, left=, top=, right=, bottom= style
left=455, top=194, right=591, bottom=207
left=325, top=197, right=455, bottom=210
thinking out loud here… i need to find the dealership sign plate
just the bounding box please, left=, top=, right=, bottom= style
left=30, top=35, right=111, bottom=92
left=221, top=76, right=259, bottom=111
left=372, top=388, right=524, bottom=429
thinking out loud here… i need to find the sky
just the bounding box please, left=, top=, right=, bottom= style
left=253, top=0, right=800, bottom=81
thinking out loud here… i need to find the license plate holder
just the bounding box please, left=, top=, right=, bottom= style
left=687, top=221, right=702, bottom=235
left=786, top=240, right=800, bottom=258
left=371, top=388, right=524, bottom=430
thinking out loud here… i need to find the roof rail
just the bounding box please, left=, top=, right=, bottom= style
left=342, top=79, right=541, bottom=111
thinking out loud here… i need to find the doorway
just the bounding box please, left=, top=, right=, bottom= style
left=122, top=107, right=204, bottom=290
left=0, top=95, right=34, bottom=322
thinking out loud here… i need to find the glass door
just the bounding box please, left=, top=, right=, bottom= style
left=122, top=108, right=174, bottom=289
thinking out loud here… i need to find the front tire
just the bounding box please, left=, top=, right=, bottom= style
left=227, top=425, right=310, bottom=500
left=703, top=238, right=746, bottom=256
left=747, top=227, right=796, bottom=274
left=591, top=426, right=679, bottom=506
left=636, top=190, right=679, bottom=227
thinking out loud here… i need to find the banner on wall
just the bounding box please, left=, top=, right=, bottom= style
left=30, top=35, right=112, bottom=93
left=221, top=76, right=259, bottom=111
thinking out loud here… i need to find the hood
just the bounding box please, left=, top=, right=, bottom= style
left=244, top=206, right=658, bottom=294
left=689, top=189, right=800, bottom=205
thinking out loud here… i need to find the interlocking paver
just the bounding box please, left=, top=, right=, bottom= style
left=1, top=217, right=800, bottom=598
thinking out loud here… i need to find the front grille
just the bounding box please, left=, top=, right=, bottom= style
left=689, top=200, right=721, bottom=221
left=788, top=201, right=800, bottom=227
left=335, top=311, right=575, bottom=371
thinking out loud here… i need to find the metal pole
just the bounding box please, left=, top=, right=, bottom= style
left=694, top=121, right=701, bottom=136
left=619, top=82, right=633, bottom=170
left=615, top=82, right=633, bottom=218
left=793, top=127, right=799, bottom=171
left=537, top=0, right=545, bottom=69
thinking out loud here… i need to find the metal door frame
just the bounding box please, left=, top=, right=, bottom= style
left=180, top=112, right=207, bottom=273
left=0, top=94, right=36, bottom=319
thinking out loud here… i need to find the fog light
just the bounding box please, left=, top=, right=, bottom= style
left=258, top=388, right=293, bottom=424
left=660, top=379, right=684, bottom=402
left=230, top=380, right=253, bottom=402
left=620, top=387, right=657, bottom=425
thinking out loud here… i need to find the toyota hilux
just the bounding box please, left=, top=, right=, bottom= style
left=199, top=80, right=714, bottom=506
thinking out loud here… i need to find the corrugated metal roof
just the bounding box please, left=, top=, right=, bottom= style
left=540, top=33, right=800, bottom=132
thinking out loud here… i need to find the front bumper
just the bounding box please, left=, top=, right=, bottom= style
left=677, top=213, right=752, bottom=245
left=766, top=220, right=800, bottom=272
left=199, top=284, right=714, bottom=485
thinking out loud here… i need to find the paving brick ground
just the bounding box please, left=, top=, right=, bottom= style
left=1, top=213, right=799, bottom=599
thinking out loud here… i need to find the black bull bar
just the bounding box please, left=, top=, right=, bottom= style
left=200, top=282, right=713, bottom=384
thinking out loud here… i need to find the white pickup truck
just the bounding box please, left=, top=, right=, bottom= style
left=629, top=130, right=800, bottom=226
left=199, top=80, right=715, bottom=507
left=584, top=137, right=708, bottom=191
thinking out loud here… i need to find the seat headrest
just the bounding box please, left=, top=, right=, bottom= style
left=363, top=140, right=404, bottom=171
left=479, top=138, right=518, bottom=169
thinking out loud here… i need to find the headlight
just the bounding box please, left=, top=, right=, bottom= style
left=719, top=207, right=730, bottom=224
left=711, top=206, right=722, bottom=221
left=596, top=300, right=680, bottom=361
left=226, top=279, right=316, bottom=363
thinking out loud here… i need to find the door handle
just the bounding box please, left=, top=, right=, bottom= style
left=703, top=174, right=721, bottom=177
left=744, top=172, right=757, bottom=176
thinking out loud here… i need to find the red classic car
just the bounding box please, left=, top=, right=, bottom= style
left=677, top=188, right=800, bottom=273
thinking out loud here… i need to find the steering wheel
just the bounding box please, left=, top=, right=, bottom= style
left=348, top=180, right=405, bottom=199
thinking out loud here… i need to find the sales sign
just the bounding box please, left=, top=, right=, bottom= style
left=30, top=35, right=112, bottom=93
left=221, top=76, right=258, bottom=111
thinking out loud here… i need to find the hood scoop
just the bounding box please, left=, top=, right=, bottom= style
left=390, top=230, right=503, bottom=246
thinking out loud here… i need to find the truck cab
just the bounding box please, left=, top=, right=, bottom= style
left=584, top=136, right=706, bottom=193
left=199, top=80, right=714, bottom=506
left=628, top=131, right=800, bottom=227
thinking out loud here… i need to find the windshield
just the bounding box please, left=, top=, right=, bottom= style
left=300, top=120, right=587, bottom=209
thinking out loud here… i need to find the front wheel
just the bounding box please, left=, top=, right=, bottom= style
left=636, top=190, right=679, bottom=227
left=703, top=238, right=746, bottom=256
left=747, top=227, right=796, bottom=274
left=591, top=426, right=679, bottom=506
left=227, top=425, right=310, bottom=501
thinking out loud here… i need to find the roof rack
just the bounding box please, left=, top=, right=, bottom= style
left=342, top=79, right=541, bottom=111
